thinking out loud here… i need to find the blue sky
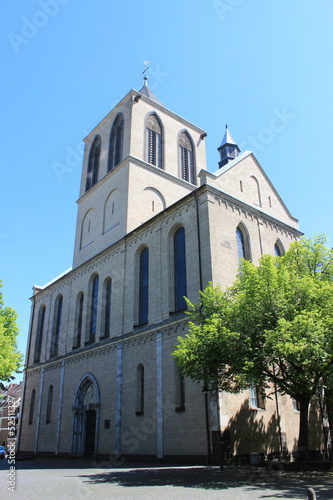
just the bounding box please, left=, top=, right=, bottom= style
left=2, top=0, right=333, bottom=382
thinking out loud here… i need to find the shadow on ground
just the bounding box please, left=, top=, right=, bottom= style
left=78, top=465, right=333, bottom=498
left=3, top=458, right=332, bottom=498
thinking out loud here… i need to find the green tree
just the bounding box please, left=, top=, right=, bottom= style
left=173, top=236, right=333, bottom=460
left=0, top=281, right=22, bottom=389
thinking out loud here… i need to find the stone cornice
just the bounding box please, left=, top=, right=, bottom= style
left=25, top=316, right=189, bottom=374
left=203, top=184, right=303, bottom=239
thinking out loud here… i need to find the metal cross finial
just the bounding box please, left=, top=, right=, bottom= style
left=143, top=60, right=149, bottom=78
left=226, top=124, right=228, bottom=129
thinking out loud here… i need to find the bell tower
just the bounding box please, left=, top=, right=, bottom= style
left=218, top=125, right=240, bottom=168
left=72, top=71, right=208, bottom=269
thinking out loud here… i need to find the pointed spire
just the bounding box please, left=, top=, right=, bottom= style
left=138, top=60, right=164, bottom=106
left=217, top=125, right=240, bottom=168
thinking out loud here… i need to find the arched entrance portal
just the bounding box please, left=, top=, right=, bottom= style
left=72, top=374, right=100, bottom=457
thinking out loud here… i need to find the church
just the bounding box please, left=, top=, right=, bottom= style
left=18, top=74, right=320, bottom=463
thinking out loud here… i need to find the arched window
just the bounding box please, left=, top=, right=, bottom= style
left=174, top=227, right=187, bottom=312
left=139, top=248, right=149, bottom=325
left=236, top=226, right=249, bottom=262
left=29, top=389, right=35, bottom=425
left=146, top=114, right=162, bottom=169
left=73, top=293, right=84, bottom=349
left=274, top=241, right=284, bottom=257
left=103, top=278, right=112, bottom=338
left=34, top=305, right=46, bottom=363
left=46, top=385, right=53, bottom=424
left=179, top=131, right=195, bottom=184
left=136, top=364, right=144, bottom=415
left=89, top=275, right=99, bottom=343
left=85, top=135, right=101, bottom=192
left=50, top=296, right=63, bottom=358
left=174, top=361, right=185, bottom=411
left=108, top=114, right=124, bottom=172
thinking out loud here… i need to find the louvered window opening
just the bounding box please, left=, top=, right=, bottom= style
left=108, top=114, right=124, bottom=172
left=179, top=132, right=194, bottom=184
left=86, top=136, right=101, bottom=191
left=148, top=129, right=157, bottom=165
left=146, top=114, right=162, bottom=169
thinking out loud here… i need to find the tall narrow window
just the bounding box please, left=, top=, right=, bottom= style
left=104, top=278, right=112, bottom=338
left=174, top=361, right=185, bottom=411
left=250, top=386, right=265, bottom=409
left=108, top=114, right=124, bottom=171
left=136, top=364, right=144, bottom=415
left=50, top=296, right=63, bottom=358
left=73, top=293, right=84, bottom=349
left=29, top=389, right=35, bottom=424
left=174, top=227, right=187, bottom=312
left=34, top=305, right=46, bottom=363
left=146, top=114, right=162, bottom=169
left=46, top=385, right=53, bottom=424
left=236, top=226, right=248, bottom=262
left=179, top=131, right=195, bottom=184
left=139, top=248, right=149, bottom=325
left=274, top=241, right=284, bottom=257
left=89, top=276, right=99, bottom=342
left=86, top=135, right=101, bottom=191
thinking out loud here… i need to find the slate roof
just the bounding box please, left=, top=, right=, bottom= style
left=139, top=79, right=164, bottom=106
left=218, top=128, right=238, bottom=149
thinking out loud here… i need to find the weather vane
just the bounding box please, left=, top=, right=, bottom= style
left=143, top=60, right=149, bottom=79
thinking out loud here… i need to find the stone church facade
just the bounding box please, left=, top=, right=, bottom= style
left=18, top=77, right=322, bottom=462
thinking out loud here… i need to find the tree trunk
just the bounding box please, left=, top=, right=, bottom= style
left=297, top=397, right=310, bottom=462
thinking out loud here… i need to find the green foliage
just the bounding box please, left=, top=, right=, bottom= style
left=0, top=281, right=22, bottom=388
left=172, top=235, right=333, bottom=455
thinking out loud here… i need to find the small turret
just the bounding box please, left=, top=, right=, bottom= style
left=218, top=125, right=240, bottom=168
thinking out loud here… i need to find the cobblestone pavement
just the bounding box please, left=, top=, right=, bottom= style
left=0, top=458, right=332, bottom=500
